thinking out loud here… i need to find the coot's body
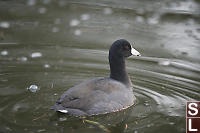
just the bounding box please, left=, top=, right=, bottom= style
left=51, top=39, right=140, bottom=116
left=52, top=77, right=135, bottom=116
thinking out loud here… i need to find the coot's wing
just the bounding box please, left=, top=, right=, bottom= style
left=56, top=78, right=102, bottom=103
left=51, top=78, right=103, bottom=115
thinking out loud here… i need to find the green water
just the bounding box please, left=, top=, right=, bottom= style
left=0, top=0, right=200, bottom=133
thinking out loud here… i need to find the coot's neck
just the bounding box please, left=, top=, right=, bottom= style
left=109, top=55, right=131, bottom=87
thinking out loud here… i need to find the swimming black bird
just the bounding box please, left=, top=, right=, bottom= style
left=51, top=39, right=141, bottom=116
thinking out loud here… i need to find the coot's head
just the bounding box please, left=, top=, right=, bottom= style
left=109, top=39, right=140, bottom=58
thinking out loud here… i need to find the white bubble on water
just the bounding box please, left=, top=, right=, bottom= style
left=70, top=19, right=80, bottom=27
left=80, top=14, right=90, bottom=21
left=136, top=16, right=144, bottom=23
left=147, top=123, right=154, bottom=127
left=44, top=64, right=50, bottom=68
left=147, top=15, right=159, bottom=25
left=52, top=27, right=59, bottom=33
left=158, top=60, right=171, bottom=66
left=144, top=102, right=150, bottom=106
left=38, top=7, right=47, bottom=14
left=59, top=117, right=67, bottom=121
left=31, top=52, right=42, bottom=58
left=103, top=8, right=113, bottom=15
left=27, top=85, right=40, bottom=93
left=5, top=126, right=12, bottom=131
left=0, top=22, right=10, bottom=28
left=1, top=50, right=8, bottom=56
left=17, top=56, right=28, bottom=62
left=169, top=122, right=175, bottom=125
left=12, top=104, right=21, bottom=112
left=37, top=129, right=46, bottom=133
left=74, top=29, right=82, bottom=36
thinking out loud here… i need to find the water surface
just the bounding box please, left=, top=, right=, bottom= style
left=0, top=0, right=200, bottom=133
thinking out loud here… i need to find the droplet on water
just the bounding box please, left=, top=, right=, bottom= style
left=147, top=16, right=159, bottom=25
left=169, top=122, right=175, bottom=125
left=158, top=60, right=170, bottom=66
left=59, top=117, right=67, bottom=121
left=17, top=56, right=28, bottom=62
left=37, top=129, right=46, bottom=133
left=147, top=124, right=151, bottom=127
left=144, top=101, right=150, bottom=106
left=5, top=127, right=12, bottom=131
left=0, top=22, right=10, bottom=28
left=70, top=19, right=80, bottom=27
left=27, top=85, right=40, bottom=92
left=136, top=16, right=144, bottom=23
left=1, top=50, right=8, bottom=56
left=80, top=14, right=90, bottom=21
left=74, top=29, right=82, bottom=36
left=31, top=52, right=42, bottom=58
left=44, top=64, right=50, bottom=68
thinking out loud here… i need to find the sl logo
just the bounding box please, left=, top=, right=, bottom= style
left=186, top=102, right=200, bottom=133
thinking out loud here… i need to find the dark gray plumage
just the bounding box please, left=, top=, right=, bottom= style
left=51, top=39, right=140, bottom=116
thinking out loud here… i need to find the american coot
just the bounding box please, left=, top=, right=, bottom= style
left=51, top=39, right=141, bottom=116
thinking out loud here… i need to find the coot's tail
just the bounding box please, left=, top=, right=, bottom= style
left=50, top=104, right=88, bottom=116
left=50, top=104, right=68, bottom=113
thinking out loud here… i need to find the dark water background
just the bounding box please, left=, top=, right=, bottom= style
left=0, top=0, right=200, bottom=133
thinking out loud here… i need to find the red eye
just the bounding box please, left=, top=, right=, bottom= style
left=124, top=46, right=129, bottom=51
